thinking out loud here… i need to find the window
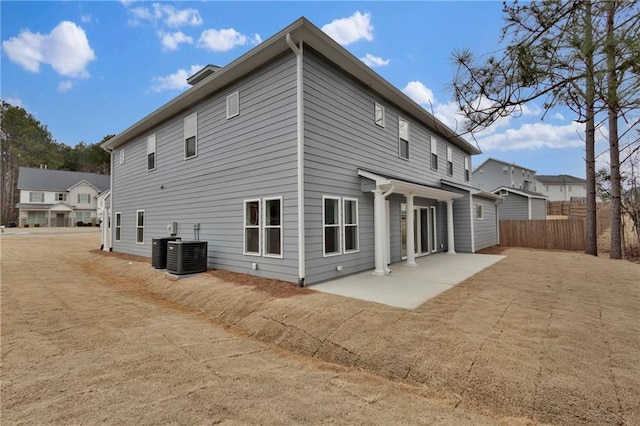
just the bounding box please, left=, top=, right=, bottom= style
left=27, top=211, right=46, bottom=225
left=430, top=137, right=438, bottom=170
left=56, top=192, right=67, bottom=202
left=184, top=113, right=197, bottom=159
left=75, top=211, right=92, bottom=224
left=560, top=186, right=564, bottom=192
left=119, top=149, right=125, bottom=165
left=243, top=200, right=260, bottom=255
left=264, top=198, right=282, bottom=257
left=77, top=194, right=90, bottom=204
left=502, top=166, right=509, bottom=175
left=29, top=192, right=44, bottom=203
left=136, top=210, right=144, bottom=244
left=115, top=212, right=122, bottom=242
left=323, top=196, right=341, bottom=256
left=374, top=103, right=385, bottom=127
left=227, top=92, right=239, bottom=119
left=475, top=204, right=484, bottom=220
left=568, top=185, right=572, bottom=192
left=545, top=185, right=549, bottom=192
left=343, top=198, right=359, bottom=253
left=398, top=118, right=409, bottom=159
left=446, top=146, right=453, bottom=176
left=522, top=169, right=525, bottom=176
left=147, top=134, right=156, bottom=171
left=464, top=157, right=470, bottom=181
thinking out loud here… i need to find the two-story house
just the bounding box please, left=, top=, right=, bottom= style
left=536, top=174, right=587, bottom=201
left=16, top=166, right=110, bottom=227
left=472, top=158, right=547, bottom=220
left=101, top=17, right=501, bottom=286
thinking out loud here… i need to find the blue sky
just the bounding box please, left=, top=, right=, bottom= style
left=1, top=1, right=611, bottom=177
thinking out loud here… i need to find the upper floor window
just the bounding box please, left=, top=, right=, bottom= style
left=475, top=204, right=484, bottom=220
left=446, top=146, right=453, bottom=176
left=398, top=118, right=409, bottom=159
left=502, top=166, right=509, bottom=175
left=184, top=113, right=197, bottom=159
left=56, top=192, right=67, bottom=202
left=430, top=137, right=438, bottom=170
left=545, top=185, right=549, bottom=192
left=568, top=185, right=572, bottom=192
left=264, top=197, right=282, bottom=258
left=78, top=194, right=90, bottom=204
left=374, top=103, right=385, bottom=127
left=119, top=149, right=125, bottom=165
left=147, top=134, right=156, bottom=171
left=464, top=156, right=470, bottom=181
left=227, top=92, right=239, bottom=119
left=29, top=192, right=44, bottom=203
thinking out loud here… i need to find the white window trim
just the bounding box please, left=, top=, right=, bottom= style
left=430, top=137, right=438, bottom=170
left=342, top=197, right=359, bottom=254
left=446, top=146, right=453, bottom=176
left=147, top=134, right=156, bottom=171
left=243, top=199, right=261, bottom=256
left=374, top=102, right=385, bottom=128
left=263, top=196, right=283, bottom=259
left=398, top=117, right=409, bottom=159
left=119, top=149, right=125, bottom=165
left=227, top=91, right=239, bottom=119
left=322, top=195, right=342, bottom=257
left=114, top=212, right=122, bottom=242
left=476, top=204, right=484, bottom=221
left=136, top=210, right=144, bottom=245
left=184, top=113, right=198, bottom=159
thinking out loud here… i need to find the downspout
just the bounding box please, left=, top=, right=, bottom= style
left=286, top=33, right=306, bottom=287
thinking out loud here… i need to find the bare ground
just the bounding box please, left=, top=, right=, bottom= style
left=2, top=233, right=639, bottom=424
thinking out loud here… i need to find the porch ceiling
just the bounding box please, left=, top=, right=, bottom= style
left=358, top=169, right=463, bottom=201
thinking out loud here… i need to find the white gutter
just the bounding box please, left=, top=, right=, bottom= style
left=286, top=33, right=306, bottom=287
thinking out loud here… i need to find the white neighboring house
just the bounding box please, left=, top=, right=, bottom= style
left=16, top=166, right=110, bottom=227
left=536, top=174, right=587, bottom=202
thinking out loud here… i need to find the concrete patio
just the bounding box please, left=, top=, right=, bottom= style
left=310, top=252, right=505, bottom=309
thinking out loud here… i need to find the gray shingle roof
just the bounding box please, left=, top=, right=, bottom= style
left=17, top=167, right=110, bottom=192
left=536, top=174, right=586, bottom=184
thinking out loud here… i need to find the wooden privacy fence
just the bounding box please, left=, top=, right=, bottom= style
left=500, top=219, right=585, bottom=250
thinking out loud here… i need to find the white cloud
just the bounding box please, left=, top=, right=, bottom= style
left=58, top=81, right=73, bottom=92
left=119, top=0, right=136, bottom=6
left=151, top=64, right=203, bottom=92
left=253, top=33, right=262, bottom=45
left=403, top=81, right=436, bottom=107
left=160, top=31, right=193, bottom=51
left=81, top=14, right=91, bottom=23
left=128, top=3, right=202, bottom=27
left=360, top=53, right=389, bottom=68
left=2, top=21, right=96, bottom=78
left=5, top=97, right=23, bottom=107
left=197, top=28, right=251, bottom=52
left=477, top=121, right=589, bottom=151
left=552, top=112, right=565, bottom=121
left=322, top=11, right=373, bottom=45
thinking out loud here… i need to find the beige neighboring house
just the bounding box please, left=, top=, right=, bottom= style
left=536, top=174, right=587, bottom=202
left=16, top=166, right=110, bottom=227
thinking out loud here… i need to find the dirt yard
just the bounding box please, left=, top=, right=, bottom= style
left=2, top=232, right=639, bottom=424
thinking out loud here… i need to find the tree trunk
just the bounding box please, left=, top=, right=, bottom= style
left=606, top=1, right=622, bottom=259
left=584, top=0, right=598, bottom=256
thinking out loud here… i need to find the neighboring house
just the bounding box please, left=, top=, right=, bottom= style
left=536, top=174, right=587, bottom=201
left=16, top=166, right=110, bottom=227
left=473, top=158, right=538, bottom=192
left=101, top=17, right=501, bottom=286
left=494, top=187, right=547, bottom=220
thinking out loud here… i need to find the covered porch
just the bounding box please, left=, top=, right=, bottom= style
left=358, top=170, right=463, bottom=276
left=17, top=203, right=75, bottom=227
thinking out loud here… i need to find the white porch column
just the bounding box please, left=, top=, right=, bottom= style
left=446, top=199, right=456, bottom=254
left=373, top=189, right=386, bottom=276
left=405, top=194, right=417, bottom=266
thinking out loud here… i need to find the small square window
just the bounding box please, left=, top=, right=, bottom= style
left=374, top=103, right=385, bottom=127
left=227, top=92, right=239, bottom=119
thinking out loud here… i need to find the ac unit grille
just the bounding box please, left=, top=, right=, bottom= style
left=167, top=241, right=208, bottom=275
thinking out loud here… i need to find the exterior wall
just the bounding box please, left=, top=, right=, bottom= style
left=473, top=196, right=498, bottom=250
left=499, top=193, right=530, bottom=219
left=531, top=198, right=547, bottom=219
left=69, top=183, right=99, bottom=210
left=539, top=183, right=587, bottom=201
left=111, top=52, right=300, bottom=283
left=441, top=185, right=472, bottom=253
left=473, top=159, right=537, bottom=192
left=19, top=190, right=57, bottom=204
left=302, top=50, right=473, bottom=283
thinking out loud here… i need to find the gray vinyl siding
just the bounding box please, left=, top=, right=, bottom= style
left=473, top=159, right=537, bottom=192
left=111, top=52, right=300, bottom=282
left=473, top=196, right=498, bottom=250
left=442, top=185, right=473, bottom=253
left=302, top=50, right=473, bottom=283
left=499, top=193, right=529, bottom=219
left=531, top=198, right=547, bottom=219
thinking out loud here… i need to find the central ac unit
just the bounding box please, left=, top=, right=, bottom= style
left=166, top=241, right=208, bottom=275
